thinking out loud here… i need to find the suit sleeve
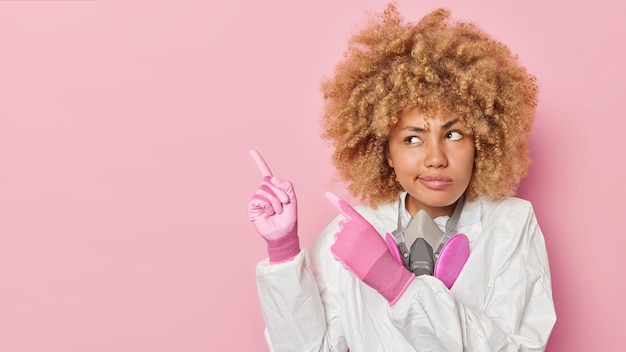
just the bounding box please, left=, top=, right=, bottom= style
left=256, top=221, right=349, bottom=352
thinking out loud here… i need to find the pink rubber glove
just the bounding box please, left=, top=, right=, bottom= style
left=248, top=150, right=300, bottom=263
left=326, top=192, right=414, bottom=305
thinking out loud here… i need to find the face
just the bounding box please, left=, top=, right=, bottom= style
left=386, top=108, right=475, bottom=218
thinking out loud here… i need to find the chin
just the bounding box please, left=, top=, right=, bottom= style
left=413, top=192, right=462, bottom=209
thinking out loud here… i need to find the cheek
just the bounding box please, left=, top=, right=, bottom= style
left=452, top=144, right=475, bottom=175
left=392, top=154, right=420, bottom=173
left=463, top=150, right=476, bottom=177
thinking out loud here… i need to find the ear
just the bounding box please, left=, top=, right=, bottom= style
left=386, top=148, right=394, bottom=168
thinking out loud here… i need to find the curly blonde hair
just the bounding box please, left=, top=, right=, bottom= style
left=321, top=3, right=537, bottom=207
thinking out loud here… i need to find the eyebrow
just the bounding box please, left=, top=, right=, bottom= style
left=442, top=118, right=461, bottom=130
left=401, top=118, right=461, bottom=132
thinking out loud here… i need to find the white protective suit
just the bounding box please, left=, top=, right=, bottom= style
left=256, top=193, right=556, bottom=351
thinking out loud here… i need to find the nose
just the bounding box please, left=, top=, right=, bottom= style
left=424, top=140, right=448, bottom=168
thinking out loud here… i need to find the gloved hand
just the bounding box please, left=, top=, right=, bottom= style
left=326, top=192, right=414, bottom=305
left=248, top=150, right=300, bottom=264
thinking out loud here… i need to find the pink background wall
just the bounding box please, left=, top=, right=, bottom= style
left=0, top=0, right=624, bottom=350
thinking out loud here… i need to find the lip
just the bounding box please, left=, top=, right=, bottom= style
left=418, top=175, right=452, bottom=190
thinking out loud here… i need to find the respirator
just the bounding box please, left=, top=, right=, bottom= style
left=384, top=197, right=470, bottom=288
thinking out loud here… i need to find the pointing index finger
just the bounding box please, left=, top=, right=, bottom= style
left=325, top=191, right=358, bottom=220
left=250, top=150, right=273, bottom=177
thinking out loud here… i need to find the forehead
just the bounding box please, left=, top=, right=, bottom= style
left=396, top=108, right=462, bottom=128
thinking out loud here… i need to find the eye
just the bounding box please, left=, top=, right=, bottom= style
left=446, top=131, right=463, bottom=141
left=404, top=136, right=422, bottom=145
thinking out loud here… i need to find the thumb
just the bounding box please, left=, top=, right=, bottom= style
left=271, top=176, right=296, bottom=202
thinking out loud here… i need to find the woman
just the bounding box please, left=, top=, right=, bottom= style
left=248, top=4, right=556, bottom=351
